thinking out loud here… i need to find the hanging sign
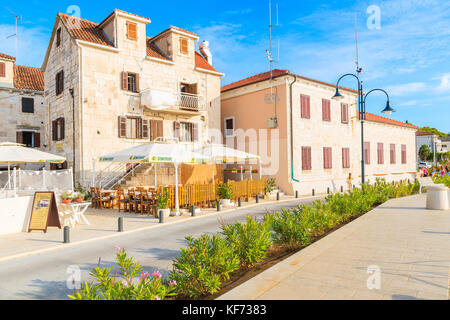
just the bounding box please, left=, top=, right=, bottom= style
left=28, top=192, right=61, bottom=233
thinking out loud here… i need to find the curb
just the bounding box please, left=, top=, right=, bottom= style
left=0, top=195, right=325, bottom=264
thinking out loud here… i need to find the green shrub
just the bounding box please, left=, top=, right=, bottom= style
left=270, top=207, right=312, bottom=250
left=68, top=248, right=176, bottom=300
left=434, top=175, right=450, bottom=187
left=169, top=234, right=240, bottom=299
left=221, top=216, right=272, bottom=268
left=217, top=183, right=234, bottom=199
left=264, top=178, right=276, bottom=194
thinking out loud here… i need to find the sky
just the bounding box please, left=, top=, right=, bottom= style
left=0, top=0, right=449, bottom=133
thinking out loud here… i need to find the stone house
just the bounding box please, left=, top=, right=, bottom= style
left=221, top=70, right=420, bottom=196
left=0, top=52, right=46, bottom=169
left=41, top=9, right=223, bottom=186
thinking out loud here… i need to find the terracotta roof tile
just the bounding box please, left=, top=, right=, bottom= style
left=222, top=69, right=359, bottom=93
left=195, top=51, right=220, bottom=73
left=0, top=52, right=16, bottom=61
left=14, top=65, right=44, bottom=91
left=146, top=40, right=171, bottom=61
left=59, top=13, right=113, bottom=47
left=416, top=131, right=434, bottom=136
left=361, top=111, right=421, bottom=130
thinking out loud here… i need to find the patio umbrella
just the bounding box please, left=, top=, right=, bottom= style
left=99, top=142, right=208, bottom=215
left=194, top=144, right=261, bottom=182
left=0, top=142, right=66, bottom=190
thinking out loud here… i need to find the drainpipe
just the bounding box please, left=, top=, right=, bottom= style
left=69, top=88, right=75, bottom=187
left=288, top=73, right=299, bottom=182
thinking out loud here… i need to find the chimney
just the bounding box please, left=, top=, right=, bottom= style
left=199, top=40, right=212, bottom=65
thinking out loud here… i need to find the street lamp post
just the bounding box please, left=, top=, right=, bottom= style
left=332, top=74, right=395, bottom=185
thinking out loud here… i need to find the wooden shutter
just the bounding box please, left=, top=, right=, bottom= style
left=322, top=99, right=330, bottom=121
left=121, top=72, right=128, bottom=90
left=193, top=123, right=199, bottom=141
left=59, top=117, right=65, bottom=140
left=60, top=70, right=64, bottom=93
left=401, top=145, right=407, bottom=164
left=16, top=131, right=23, bottom=144
left=34, top=132, right=40, bottom=148
left=52, top=120, right=57, bottom=141
left=364, top=142, right=370, bottom=164
left=180, top=37, right=188, bottom=54
left=156, top=120, right=164, bottom=139
left=341, top=103, right=348, bottom=123
left=0, top=62, right=5, bottom=77
left=142, top=119, right=149, bottom=139
left=323, top=147, right=332, bottom=169
left=377, top=143, right=384, bottom=164
left=390, top=144, right=396, bottom=164
left=56, top=28, right=61, bottom=47
left=301, top=94, right=310, bottom=119
left=302, top=147, right=311, bottom=170
left=127, top=22, right=137, bottom=40
left=135, top=73, right=140, bottom=93
left=342, top=148, right=350, bottom=168
left=118, top=116, right=127, bottom=138
left=173, top=121, right=181, bottom=139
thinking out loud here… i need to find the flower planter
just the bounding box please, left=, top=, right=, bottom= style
left=220, top=199, right=232, bottom=207
left=75, top=198, right=84, bottom=203
left=62, top=199, right=72, bottom=204
left=158, top=208, right=171, bottom=218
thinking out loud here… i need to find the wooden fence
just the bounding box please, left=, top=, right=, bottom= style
left=157, top=178, right=267, bottom=209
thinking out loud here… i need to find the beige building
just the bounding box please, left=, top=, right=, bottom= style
left=0, top=52, right=46, bottom=169
left=41, top=9, right=223, bottom=186
left=221, top=70, right=420, bottom=196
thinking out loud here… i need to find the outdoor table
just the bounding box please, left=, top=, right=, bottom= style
left=60, top=202, right=91, bottom=228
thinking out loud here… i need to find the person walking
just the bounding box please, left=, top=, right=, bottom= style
left=347, top=173, right=353, bottom=191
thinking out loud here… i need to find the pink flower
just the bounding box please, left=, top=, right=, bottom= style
left=122, top=280, right=128, bottom=286
left=140, top=272, right=150, bottom=280
left=114, top=245, right=121, bottom=251
left=152, top=271, right=162, bottom=279
left=307, top=228, right=312, bottom=232
left=169, top=280, right=177, bottom=286
left=154, top=296, right=161, bottom=300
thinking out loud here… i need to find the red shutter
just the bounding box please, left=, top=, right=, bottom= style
left=121, top=72, right=128, bottom=90
left=341, top=103, right=348, bottom=123
left=142, top=119, right=149, bottom=139
left=364, top=142, right=370, bottom=165
left=324, top=147, right=332, bottom=169
left=301, top=95, right=311, bottom=119
left=401, top=145, right=407, bottom=164
left=34, top=132, right=40, bottom=148
left=52, top=120, right=57, bottom=141
left=118, top=116, right=127, bottom=138
left=60, top=118, right=65, bottom=140
left=322, top=99, right=331, bottom=121
left=390, top=144, right=396, bottom=164
left=377, top=143, right=384, bottom=164
left=0, top=62, right=5, bottom=77
left=302, top=147, right=306, bottom=170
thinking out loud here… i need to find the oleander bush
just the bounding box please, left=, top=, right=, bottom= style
left=221, top=216, right=272, bottom=268
left=434, top=175, right=450, bottom=187
left=68, top=247, right=177, bottom=300
left=169, top=234, right=240, bottom=299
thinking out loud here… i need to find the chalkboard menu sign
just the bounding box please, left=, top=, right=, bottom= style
left=28, top=192, right=61, bottom=233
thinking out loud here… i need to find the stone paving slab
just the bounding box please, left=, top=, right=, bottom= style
left=218, top=194, right=450, bottom=300
left=0, top=194, right=318, bottom=263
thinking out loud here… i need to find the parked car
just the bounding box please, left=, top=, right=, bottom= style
left=418, top=162, right=432, bottom=168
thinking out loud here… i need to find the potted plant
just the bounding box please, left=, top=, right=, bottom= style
left=74, top=192, right=85, bottom=203
left=61, top=191, right=73, bottom=204
left=156, top=187, right=171, bottom=219
left=217, top=183, right=234, bottom=207
left=264, top=178, right=276, bottom=196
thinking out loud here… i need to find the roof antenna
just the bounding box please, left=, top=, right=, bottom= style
left=355, top=13, right=362, bottom=75
left=266, top=0, right=280, bottom=102
left=4, top=7, right=22, bottom=59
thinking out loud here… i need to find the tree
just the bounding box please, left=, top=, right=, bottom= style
left=420, top=127, right=448, bottom=137
left=419, top=144, right=431, bottom=161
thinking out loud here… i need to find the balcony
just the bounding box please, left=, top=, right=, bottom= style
left=141, top=90, right=205, bottom=115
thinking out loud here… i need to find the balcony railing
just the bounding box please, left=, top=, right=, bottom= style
left=177, top=92, right=205, bottom=112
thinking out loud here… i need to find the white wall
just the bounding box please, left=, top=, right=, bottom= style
left=0, top=196, right=33, bottom=235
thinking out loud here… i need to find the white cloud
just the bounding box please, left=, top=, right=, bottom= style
left=437, top=74, right=450, bottom=91
left=384, top=82, right=427, bottom=96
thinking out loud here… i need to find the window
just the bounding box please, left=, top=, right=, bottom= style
left=56, top=70, right=64, bottom=96
left=180, top=37, right=189, bottom=55
left=301, top=146, right=312, bottom=170
left=342, top=148, right=350, bottom=168
left=22, top=97, right=34, bottom=113
left=126, top=22, right=137, bottom=41
left=322, top=99, right=331, bottom=121
left=364, top=142, right=370, bottom=165
left=121, top=72, right=139, bottom=93
left=118, top=116, right=145, bottom=139
left=17, top=131, right=40, bottom=148
left=0, top=62, right=5, bottom=77
left=56, top=28, right=61, bottom=47
left=401, top=144, right=407, bottom=164
left=224, top=117, right=235, bottom=137
left=52, top=117, right=65, bottom=141
left=150, top=119, right=164, bottom=141
left=173, top=122, right=199, bottom=142
left=323, top=147, right=332, bottom=169
left=377, top=143, right=384, bottom=164
left=390, top=144, right=396, bottom=164
left=300, top=94, right=310, bottom=119
left=341, top=103, right=349, bottom=123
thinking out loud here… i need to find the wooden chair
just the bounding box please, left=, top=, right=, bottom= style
left=117, top=189, right=129, bottom=212
left=95, top=188, right=112, bottom=209
left=127, top=189, right=137, bottom=213
left=90, top=187, right=97, bottom=208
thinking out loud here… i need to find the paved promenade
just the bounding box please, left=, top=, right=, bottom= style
left=219, top=194, right=450, bottom=300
